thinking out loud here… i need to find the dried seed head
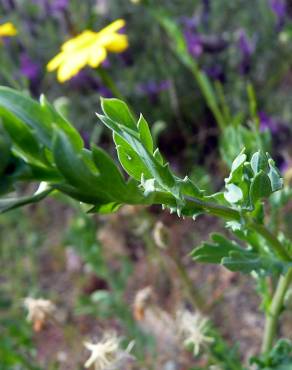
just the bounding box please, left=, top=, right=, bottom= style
left=153, top=221, right=169, bottom=249
left=84, top=332, right=134, bottom=370
left=176, top=309, right=214, bottom=356
left=133, top=286, right=153, bottom=321
left=23, top=297, right=56, bottom=332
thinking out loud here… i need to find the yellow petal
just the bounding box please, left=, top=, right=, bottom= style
left=0, top=22, right=17, bottom=37
left=88, top=46, right=107, bottom=68
left=97, top=19, right=126, bottom=37
left=57, top=51, right=89, bottom=82
left=105, top=34, right=128, bottom=52
left=62, top=30, right=96, bottom=52
left=47, top=52, right=65, bottom=71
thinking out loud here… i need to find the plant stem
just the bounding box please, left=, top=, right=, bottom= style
left=97, top=67, right=124, bottom=100
left=154, top=193, right=291, bottom=262
left=171, top=253, right=206, bottom=312
left=249, top=222, right=291, bottom=262
left=261, top=267, right=292, bottom=353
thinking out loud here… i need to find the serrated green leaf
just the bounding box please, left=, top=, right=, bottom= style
left=52, top=129, right=112, bottom=202
left=191, top=233, right=242, bottom=264
left=101, top=98, right=136, bottom=130
left=0, top=86, right=83, bottom=151
left=137, top=114, right=154, bottom=153
left=114, top=133, right=152, bottom=181
left=179, top=176, right=203, bottom=199
left=98, top=113, right=176, bottom=193
left=0, top=107, right=45, bottom=166
left=153, top=148, right=165, bottom=165
left=193, top=233, right=290, bottom=274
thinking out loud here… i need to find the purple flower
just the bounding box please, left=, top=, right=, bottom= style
left=269, top=0, right=286, bottom=30
left=238, top=29, right=254, bottom=57
left=1, top=0, right=16, bottom=10
left=259, top=111, right=280, bottom=133
left=51, top=0, right=68, bottom=13
left=32, top=0, right=68, bottom=14
left=138, top=80, right=171, bottom=103
left=237, top=29, right=255, bottom=75
left=204, top=65, right=225, bottom=82
left=185, top=31, right=203, bottom=57
left=98, top=86, right=112, bottom=98
left=20, top=54, right=40, bottom=81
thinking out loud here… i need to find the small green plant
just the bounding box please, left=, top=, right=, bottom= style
left=0, top=86, right=291, bottom=368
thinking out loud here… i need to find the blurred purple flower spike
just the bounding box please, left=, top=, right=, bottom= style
left=185, top=31, right=203, bottom=57
left=269, top=0, right=286, bottom=30
left=32, top=0, right=68, bottom=14
left=237, top=29, right=255, bottom=74
left=259, top=111, right=280, bottom=133
left=238, top=29, right=254, bottom=57
left=138, top=80, right=171, bottom=103
left=20, top=54, right=40, bottom=81
left=1, top=0, right=16, bottom=10
left=51, top=0, right=69, bottom=13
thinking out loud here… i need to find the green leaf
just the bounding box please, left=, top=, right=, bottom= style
left=225, top=148, right=246, bottom=184
left=101, top=97, right=136, bottom=130
left=191, top=233, right=242, bottom=264
left=192, top=233, right=289, bottom=274
left=98, top=109, right=176, bottom=192
left=222, top=251, right=283, bottom=274
left=0, top=107, right=45, bottom=166
left=137, top=114, right=154, bottom=153
left=250, top=170, right=272, bottom=204
left=251, top=150, right=269, bottom=174
left=0, top=86, right=83, bottom=151
left=0, top=86, right=51, bottom=147
left=114, top=133, right=152, bottom=181
left=52, top=128, right=112, bottom=202
left=268, top=158, right=283, bottom=192
left=224, top=183, right=243, bottom=203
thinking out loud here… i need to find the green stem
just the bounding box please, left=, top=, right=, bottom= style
left=97, top=67, right=124, bottom=100
left=261, top=267, right=292, bottom=353
left=152, top=193, right=290, bottom=262
left=249, top=222, right=291, bottom=262
left=171, top=253, right=206, bottom=312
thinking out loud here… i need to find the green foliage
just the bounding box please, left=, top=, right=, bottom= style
left=251, top=339, right=292, bottom=369
left=224, top=149, right=283, bottom=211
left=191, top=233, right=291, bottom=274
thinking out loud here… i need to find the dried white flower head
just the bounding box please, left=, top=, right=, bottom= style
left=176, top=309, right=214, bottom=356
left=133, top=286, right=153, bottom=321
left=84, top=332, right=134, bottom=370
left=23, top=297, right=56, bottom=331
left=152, top=221, right=169, bottom=249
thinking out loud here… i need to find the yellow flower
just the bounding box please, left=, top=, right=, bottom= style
left=47, top=19, right=128, bottom=83
left=0, top=22, right=17, bottom=38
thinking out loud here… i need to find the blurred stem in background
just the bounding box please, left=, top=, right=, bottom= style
left=262, top=267, right=292, bottom=353
left=96, top=67, right=125, bottom=101
left=148, top=7, right=227, bottom=132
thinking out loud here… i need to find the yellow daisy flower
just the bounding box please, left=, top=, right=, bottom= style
left=47, top=19, right=128, bottom=83
left=0, top=22, right=17, bottom=38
